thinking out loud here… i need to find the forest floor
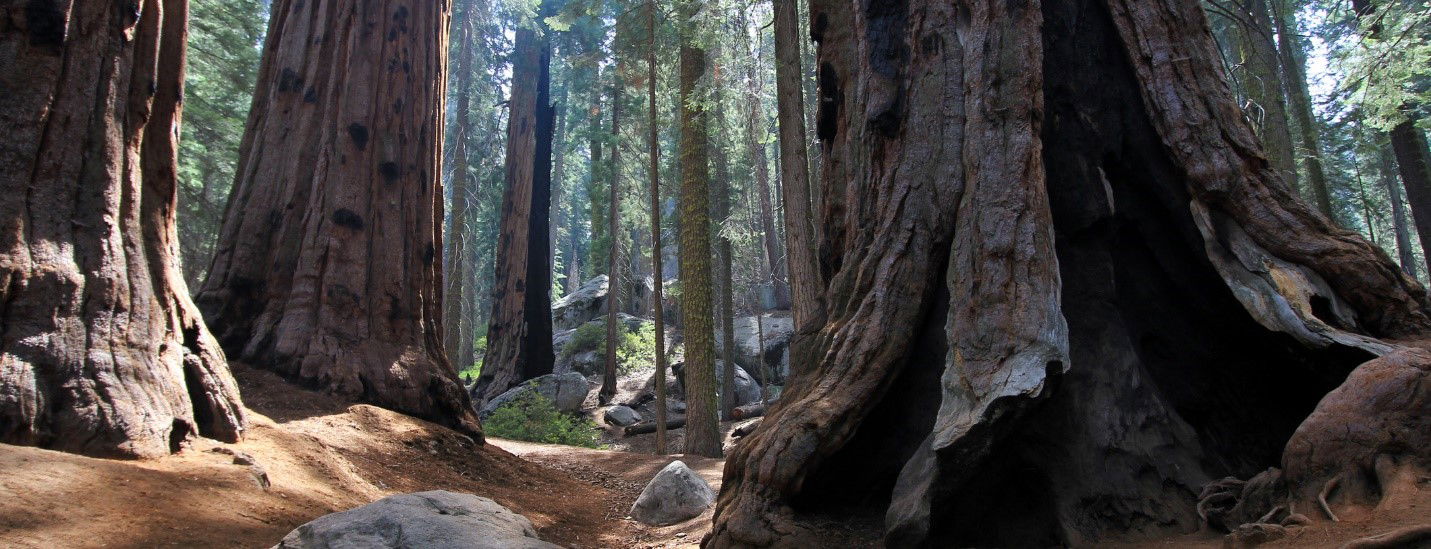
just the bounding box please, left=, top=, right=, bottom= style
left=0, top=362, right=1424, bottom=548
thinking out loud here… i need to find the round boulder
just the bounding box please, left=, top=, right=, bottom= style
left=629, top=460, right=716, bottom=526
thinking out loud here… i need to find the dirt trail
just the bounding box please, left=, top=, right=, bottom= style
left=0, top=364, right=628, bottom=548
left=2, top=362, right=1424, bottom=548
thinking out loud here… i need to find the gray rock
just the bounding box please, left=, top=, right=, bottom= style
left=551, top=275, right=608, bottom=331
left=715, top=312, right=795, bottom=384
left=629, top=461, right=715, bottom=526
left=479, top=372, right=590, bottom=418
left=272, top=490, right=560, bottom=549
left=603, top=405, right=641, bottom=427
left=673, top=361, right=762, bottom=407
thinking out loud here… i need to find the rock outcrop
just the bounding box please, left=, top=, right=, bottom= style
left=479, top=373, right=590, bottom=418
left=272, top=490, right=560, bottom=549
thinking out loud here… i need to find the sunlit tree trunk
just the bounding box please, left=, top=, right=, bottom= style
left=601, top=76, right=624, bottom=405
left=678, top=0, right=721, bottom=458
left=196, top=0, right=478, bottom=435
left=1, top=0, right=247, bottom=458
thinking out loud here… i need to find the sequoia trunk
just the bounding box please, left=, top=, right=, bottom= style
left=2, top=0, right=246, bottom=458
left=474, top=20, right=557, bottom=403
left=705, top=0, right=1431, bottom=546
left=196, top=0, right=479, bottom=436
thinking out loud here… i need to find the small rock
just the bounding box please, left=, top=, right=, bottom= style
left=250, top=464, right=271, bottom=491
left=1225, top=523, right=1287, bottom=547
left=630, top=461, right=716, bottom=526
left=604, top=405, right=641, bottom=427
left=231, top=452, right=257, bottom=466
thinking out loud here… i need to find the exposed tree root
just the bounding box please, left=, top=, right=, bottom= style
left=1319, top=474, right=1343, bottom=523
left=1257, top=505, right=1284, bottom=524
left=1339, top=524, right=1431, bottom=549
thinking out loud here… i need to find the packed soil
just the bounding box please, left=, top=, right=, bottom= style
left=1, top=362, right=1424, bottom=548
left=0, top=364, right=633, bottom=548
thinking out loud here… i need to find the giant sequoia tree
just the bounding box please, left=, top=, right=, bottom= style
left=196, top=0, right=480, bottom=436
left=706, top=0, right=1431, bottom=546
left=1, top=0, right=246, bottom=458
left=473, top=14, right=557, bottom=403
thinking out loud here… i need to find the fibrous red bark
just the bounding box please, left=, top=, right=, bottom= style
left=473, top=18, right=556, bottom=403
left=704, top=0, right=1431, bottom=546
left=196, top=0, right=480, bottom=437
left=1, top=0, right=246, bottom=458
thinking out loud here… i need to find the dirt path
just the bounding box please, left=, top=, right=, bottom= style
left=0, top=364, right=627, bottom=549
left=492, top=438, right=726, bottom=548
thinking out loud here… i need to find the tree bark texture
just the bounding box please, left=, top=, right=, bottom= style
left=1232, top=0, right=1299, bottom=190
left=1379, top=146, right=1419, bottom=278
left=1390, top=123, right=1431, bottom=273
left=444, top=13, right=474, bottom=369
left=1, top=0, right=247, bottom=458
left=704, top=0, right=1431, bottom=546
left=602, top=80, right=624, bottom=405
left=474, top=22, right=556, bottom=403
left=772, top=0, right=823, bottom=378
left=196, top=0, right=479, bottom=437
left=646, top=0, right=669, bottom=454
left=678, top=27, right=721, bottom=458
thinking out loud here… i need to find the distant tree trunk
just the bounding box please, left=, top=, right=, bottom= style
left=550, top=79, right=570, bottom=288
left=773, top=0, right=823, bottom=376
left=1379, top=146, right=1419, bottom=278
left=445, top=15, right=475, bottom=368
left=0, top=0, right=246, bottom=458
left=646, top=0, right=670, bottom=454
left=1391, top=124, right=1431, bottom=273
left=1353, top=0, right=1431, bottom=273
left=196, top=0, right=478, bottom=436
left=602, top=79, right=624, bottom=405
left=1233, top=0, right=1299, bottom=189
left=474, top=19, right=556, bottom=403
left=566, top=217, right=582, bottom=294
left=678, top=5, right=721, bottom=458
left=1271, top=0, right=1334, bottom=219
left=710, top=50, right=738, bottom=422
left=589, top=69, right=607, bottom=277
left=743, top=25, right=791, bottom=310
left=706, top=0, right=1431, bottom=546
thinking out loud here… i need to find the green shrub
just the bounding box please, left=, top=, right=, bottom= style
left=456, top=334, right=488, bottom=383
left=484, top=392, right=604, bottom=448
left=560, top=320, right=657, bottom=374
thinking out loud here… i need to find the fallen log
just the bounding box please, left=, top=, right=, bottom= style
left=731, top=403, right=766, bottom=420
left=624, top=416, right=686, bottom=437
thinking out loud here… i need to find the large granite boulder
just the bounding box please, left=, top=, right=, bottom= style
left=552, top=275, right=608, bottom=331
left=644, top=361, right=761, bottom=407
left=271, top=490, right=560, bottom=549
left=715, top=312, right=795, bottom=384
left=479, top=372, right=589, bottom=418
left=629, top=460, right=715, bottom=526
